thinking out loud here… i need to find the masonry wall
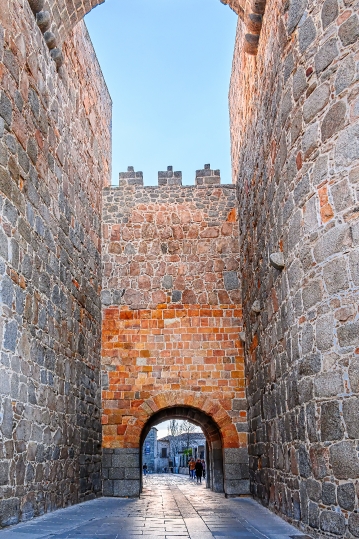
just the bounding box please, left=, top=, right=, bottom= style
left=0, top=0, right=111, bottom=526
left=101, top=168, right=248, bottom=497
left=230, top=0, right=359, bottom=537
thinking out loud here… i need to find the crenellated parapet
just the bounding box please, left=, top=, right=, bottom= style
left=117, top=165, right=225, bottom=188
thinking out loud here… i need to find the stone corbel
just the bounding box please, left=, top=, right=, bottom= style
left=28, top=0, right=63, bottom=69
left=243, top=0, right=266, bottom=55
left=221, top=0, right=267, bottom=56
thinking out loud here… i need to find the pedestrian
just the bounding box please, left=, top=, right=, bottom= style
left=201, top=459, right=206, bottom=479
left=195, top=459, right=203, bottom=483
left=143, top=463, right=148, bottom=476
left=189, top=458, right=196, bottom=479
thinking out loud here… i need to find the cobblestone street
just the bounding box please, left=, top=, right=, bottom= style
left=0, top=475, right=305, bottom=539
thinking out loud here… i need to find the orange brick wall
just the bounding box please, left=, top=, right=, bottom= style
left=102, top=304, right=245, bottom=448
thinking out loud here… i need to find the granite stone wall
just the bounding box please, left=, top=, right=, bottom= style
left=230, top=0, right=359, bottom=537
left=101, top=167, right=248, bottom=497
left=0, top=0, right=111, bottom=526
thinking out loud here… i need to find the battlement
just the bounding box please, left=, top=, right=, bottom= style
left=117, top=164, right=223, bottom=187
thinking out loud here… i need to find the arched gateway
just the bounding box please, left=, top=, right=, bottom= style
left=101, top=171, right=248, bottom=497
left=103, top=396, right=249, bottom=497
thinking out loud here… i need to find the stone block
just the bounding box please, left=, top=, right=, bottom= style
left=335, top=55, right=355, bottom=95
left=343, top=398, right=359, bottom=439
left=321, top=102, right=346, bottom=143
left=323, top=258, right=349, bottom=294
left=113, top=480, right=140, bottom=497
left=302, top=281, right=322, bottom=310
left=124, top=467, right=140, bottom=480
left=320, top=510, right=345, bottom=535
left=302, top=122, right=319, bottom=158
left=313, top=224, right=351, bottom=263
left=112, top=453, right=139, bottom=468
left=349, top=513, right=359, bottom=538
left=337, top=322, right=359, bottom=347
left=223, top=271, right=239, bottom=290
left=335, top=123, right=359, bottom=167
left=109, top=467, right=125, bottom=480
left=322, top=482, right=336, bottom=505
left=224, top=447, right=248, bottom=464
left=349, top=251, right=359, bottom=286
left=293, top=67, right=307, bottom=101
left=349, top=363, right=359, bottom=392
left=321, top=0, right=338, bottom=29
left=299, top=17, right=316, bottom=52
left=314, top=38, right=339, bottom=73
left=299, top=353, right=321, bottom=376
left=308, top=501, right=319, bottom=529
left=103, top=479, right=114, bottom=496
left=3, top=320, right=18, bottom=352
left=315, top=315, right=333, bottom=351
left=0, top=498, right=20, bottom=527
left=314, top=372, right=343, bottom=398
left=224, top=479, right=250, bottom=496
left=303, top=84, right=330, bottom=124
left=339, top=14, right=359, bottom=47
left=287, top=0, right=308, bottom=34
left=320, top=401, right=344, bottom=441
left=330, top=441, right=359, bottom=479
left=307, top=478, right=321, bottom=502
left=337, top=482, right=355, bottom=511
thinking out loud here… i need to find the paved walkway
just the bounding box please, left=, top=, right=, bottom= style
left=0, top=474, right=308, bottom=539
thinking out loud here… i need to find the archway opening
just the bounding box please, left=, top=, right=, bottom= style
left=140, top=405, right=225, bottom=494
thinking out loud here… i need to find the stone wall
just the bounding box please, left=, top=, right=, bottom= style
left=230, top=0, right=359, bottom=537
left=0, top=0, right=111, bottom=526
left=101, top=166, right=248, bottom=497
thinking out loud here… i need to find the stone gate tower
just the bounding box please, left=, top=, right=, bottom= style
left=101, top=166, right=248, bottom=497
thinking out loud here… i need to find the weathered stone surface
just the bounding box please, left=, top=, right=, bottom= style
left=0, top=2, right=110, bottom=525
left=343, top=398, right=359, bottom=438
left=320, top=401, right=344, bottom=441
left=288, top=0, right=308, bottom=34
left=329, top=442, right=359, bottom=479
left=314, top=38, right=339, bottom=73
left=338, top=14, right=359, bottom=47
left=321, top=0, right=338, bottom=29
left=337, top=482, right=355, bottom=511
left=320, top=510, right=346, bottom=535
left=349, top=513, right=359, bottom=538
left=230, top=0, right=359, bottom=534
left=321, top=101, right=346, bottom=143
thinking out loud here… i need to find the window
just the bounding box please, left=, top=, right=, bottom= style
left=161, top=447, right=167, bottom=458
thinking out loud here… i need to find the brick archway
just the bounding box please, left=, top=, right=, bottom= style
left=44, top=0, right=246, bottom=44
left=28, top=0, right=265, bottom=59
left=102, top=392, right=249, bottom=498
left=127, top=391, right=240, bottom=450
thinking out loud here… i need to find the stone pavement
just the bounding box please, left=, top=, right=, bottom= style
left=0, top=474, right=309, bottom=539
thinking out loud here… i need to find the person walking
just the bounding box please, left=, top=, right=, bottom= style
left=201, top=459, right=206, bottom=479
left=143, top=463, right=148, bottom=476
left=189, top=458, right=196, bottom=479
left=195, top=459, right=203, bottom=483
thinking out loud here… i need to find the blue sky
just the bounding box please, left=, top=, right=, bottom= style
left=85, top=0, right=237, bottom=186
